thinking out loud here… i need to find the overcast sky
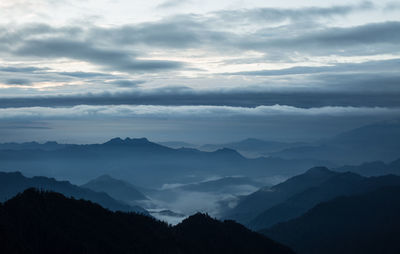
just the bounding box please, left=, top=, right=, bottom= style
left=0, top=0, right=399, bottom=143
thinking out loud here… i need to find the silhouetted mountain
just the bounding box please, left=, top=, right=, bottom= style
left=263, top=186, right=400, bottom=254
left=0, top=137, right=327, bottom=187
left=0, top=189, right=294, bottom=254
left=222, top=167, right=338, bottom=224
left=82, top=174, right=148, bottom=205
left=335, top=158, right=400, bottom=176
left=0, top=171, right=148, bottom=214
left=249, top=173, right=400, bottom=230
left=273, top=120, right=400, bottom=164
left=174, top=213, right=294, bottom=254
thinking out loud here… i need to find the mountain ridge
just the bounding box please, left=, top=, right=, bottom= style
left=262, top=186, right=400, bottom=254
left=0, top=171, right=148, bottom=215
left=0, top=188, right=294, bottom=254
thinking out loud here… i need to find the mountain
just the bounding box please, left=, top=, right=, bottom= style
left=262, top=186, right=400, bottom=254
left=0, top=137, right=327, bottom=187
left=81, top=174, right=148, bottom=205
left=248, top=173, right=400, bottom=230
left=222, top=167, right=338, bottom=224
left=0, top=188, right=294, bottom=254
left=174, top=213, right=294, bottom=254
left=273, top=120, right=400, bottom=164
left=199, top=138, right=307, bottom=157
left=0, top=171, right=147, bottom=214
left=335, top=158, right=400, bottom=176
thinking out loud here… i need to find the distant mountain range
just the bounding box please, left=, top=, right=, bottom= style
left=0, top=137, right=326, bottom=187
left=0, top=171, right=148, bottom=215
left=248, top=171, right=400, bottom=230
left=222, top=167, right=338, bottom=224
left=0, top=188, right=294, bottom=254
left=335, top=158, right=400, bottom=176
left=262, top=186, right=400, bottom=254
left=161, top=138, right=307, bottom=158
left=161, top=120, right=400, bottom=164
left=272, top=120, right=400, bottom=164
left=0, top=120, right=398, bottom=187
left=223, top=161, right=400, bottom=227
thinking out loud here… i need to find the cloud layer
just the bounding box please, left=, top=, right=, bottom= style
left=0, top=0, right=399, bottom=142
left=0, top=104, right=398, bottom=120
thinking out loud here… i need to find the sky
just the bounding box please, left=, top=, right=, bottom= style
left=0, top=0, right=399, bottom=143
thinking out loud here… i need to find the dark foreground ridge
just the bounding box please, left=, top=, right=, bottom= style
left=262, top=186, right=400, bottom=254
left=0, top=188, right=294, bottom=254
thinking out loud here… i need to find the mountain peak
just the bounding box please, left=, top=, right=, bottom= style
left=305, top=166, right=333, bottom=175
left=95, top=174, right=115, bottom=181
left=105, top=137, right=124, bottom=144
left=44, top=141, right=59, bottom=145
left=184, top=212, right=212, bottom=221
left=105, top=137, right=150, bottom=145
left=214, top=147, right=243, bottom=157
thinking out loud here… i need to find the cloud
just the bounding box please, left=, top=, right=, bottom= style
left=0, top=2, right=398, bottom=109
left=1, top=4, right=396, bottom=58
left=5, top=78, right=32, bottom=86
left=1, top=69, right=400, bottom=108
left=0, top=66, right=48, bottom=73
left=108, top=80, right=146, bottom=87
left=13, top=39, right=184, bottom=73
left=384, top=2, right=400, bottom=11
left=0, top=104, right=398, bottom=120
left=55, top=71, right=113, bottom=78
left=157, top=0, right=189, bottom=9
left=232, top=21, right=400, bottom=57
left=224, top=59, right=400, bottom=76
left=215, top=1, right=374, bottom=24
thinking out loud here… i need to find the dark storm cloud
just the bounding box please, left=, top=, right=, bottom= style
left=87, top=5, right=396, bottom=55
left=286, top=21, right=400, bottom=48
left=0, top=65, right=140, bottom=88
left=13, top=39, right=183, bottom=72
left=55, top=71, right=113, bottom=78
left=5, top=20, right=396, bottom=66
left=88, top=16, right=225, bottom=49
left=0, top=66, right=48, bottom=73
left=233, top=21, right=400, bottom=56
left=0, top=3, right=395, bottom=59
left=108, top=80, right=146, bottom=87
left=5, top=78, right=32, bottom=86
